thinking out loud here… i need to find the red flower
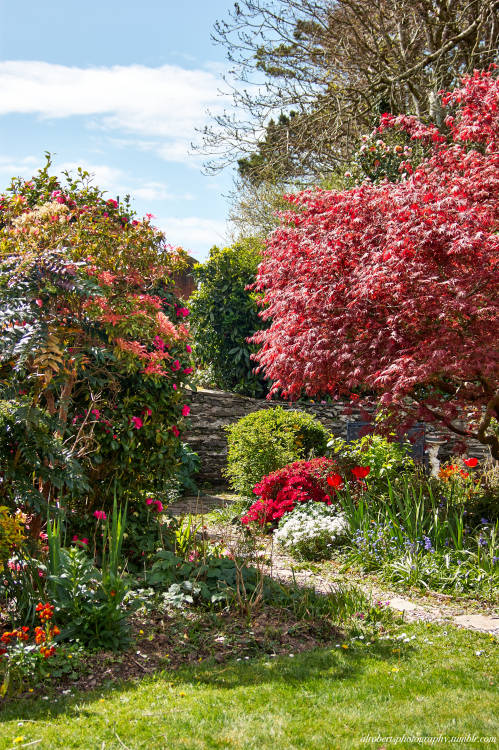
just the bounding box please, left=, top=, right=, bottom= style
left=351, top=466, right=371, bottom=480
left=327, top=473, right=344, bottom=489
left=131, top=416, right=143, bottom=429
left=93, top=510, right=107, bottom=521
left=182, top=405, right=190, bottom=417
left=463, top=457, right=478, bottom=468
left=172, top=425, right=180, bottom=437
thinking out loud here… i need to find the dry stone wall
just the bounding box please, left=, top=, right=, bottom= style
left=184, top=388, right=363, bottom=486
left=184, top=388, right=492, bottom=488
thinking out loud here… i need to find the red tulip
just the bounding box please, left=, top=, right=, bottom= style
left=351, top=466, right=371, bottom=480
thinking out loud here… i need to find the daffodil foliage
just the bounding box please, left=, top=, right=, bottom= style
left=252, top=70, right=499, bottom=458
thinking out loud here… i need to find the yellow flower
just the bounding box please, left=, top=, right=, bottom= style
left=341, top=644, right=349, bottom=649
left=391, top=667, right=399, bottom=672
left=14, top=738, right=25, bottom=744
left=179, top=692, right=186, bottom=697
left=67, top=654, right=73, bottom=659
left=139, top=630, right=144, bottom=635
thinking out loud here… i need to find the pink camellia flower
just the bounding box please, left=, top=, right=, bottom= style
left=186, top=344, right=192, bottom=353
left=172, top=425, right=180, bottom=437
left=72, top=534, right=79, bottom=542
left=173, top=384, right=177, bottom=391
left=171, top=360, right=181, bottom=371
left=182, top=405, right=190, bottom=417
left=93, top=510, right=107, bottom=521
left=144, top=408, right=152, bottom=417
left=183, top=367, right=193, bottom=375
left=81, top=538, right=88, bottom=545
left=106, top=199, right=118, bottom=209
left=153, top=500, right=163, bottom=513
left=131, top=416, right=143, bottom=429
left=146, top=497, right=154, bottom=506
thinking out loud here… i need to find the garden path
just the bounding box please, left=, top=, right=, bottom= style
left=168, top=493, right=499, bottom=637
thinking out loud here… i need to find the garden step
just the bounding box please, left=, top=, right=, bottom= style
left=167, top=493, right=236, bottom=516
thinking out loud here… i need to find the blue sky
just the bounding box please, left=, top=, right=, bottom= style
left=0, top=0, right=237, bottom=260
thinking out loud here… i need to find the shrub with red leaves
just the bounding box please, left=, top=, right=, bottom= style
left=251, top=69, right=499, bottom=459
left=241, top=457, right=341, bottom=526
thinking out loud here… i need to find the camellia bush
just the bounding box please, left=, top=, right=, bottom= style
left=0, top=159, right=194, bottom=521
left=189, top=238, right=269, bottom=397
left=251, top=69, right=499, bottom=458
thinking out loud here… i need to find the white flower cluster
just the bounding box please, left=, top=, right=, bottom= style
left=274, top=502, right=348, bottom=561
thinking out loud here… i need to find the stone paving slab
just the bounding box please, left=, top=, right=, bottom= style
left=168, top=494, right=233, bottom=516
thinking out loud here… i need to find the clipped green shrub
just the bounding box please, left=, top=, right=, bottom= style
left=225, top=407, right=330, bottom=496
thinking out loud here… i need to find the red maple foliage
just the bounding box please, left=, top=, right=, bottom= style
left=251, top=69, right=499, bottom=458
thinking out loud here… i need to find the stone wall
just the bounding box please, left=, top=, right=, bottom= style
left=185, top=388, right=492, bottom=487
left=185, top=388, right=363, bottom=486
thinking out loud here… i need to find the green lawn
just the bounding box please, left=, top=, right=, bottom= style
left=1, top=622, right=497, bottom=750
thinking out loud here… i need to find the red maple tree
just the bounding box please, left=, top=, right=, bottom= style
left=252, top=69, right=499, bottom=458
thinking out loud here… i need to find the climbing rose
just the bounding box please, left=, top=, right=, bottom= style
left=181, top=405, right=190, bottom=416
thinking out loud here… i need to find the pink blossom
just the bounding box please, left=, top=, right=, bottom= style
left=93, top=510, right=107, bottom=521
left=183, top=367, right=193, bottom=375
left=172, top=425, right=180, bottom=437
left=186, top=344, right=192, bottom=353
left=153, top=500, right=163, bottom=513
left=182, top=405, right=190, bottom=417
left=106, top=199, right=118, bottom=209
left=171, top=360, right=181, bottom=371
left=131, top=416, right=143, bottom=429
left=146, top=497, right=154, bottom=506
left=144, top=408, right=152, bottom=417
left=153, top=336, right=166, bottom=351
left=173, top=384, right=177, bottom=391
left=35, top=299, right=43, bottom=307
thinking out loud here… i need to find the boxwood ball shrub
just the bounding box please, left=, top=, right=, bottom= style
left=225, top=407, right=330, bottom=496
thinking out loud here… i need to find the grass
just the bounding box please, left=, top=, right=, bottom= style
left=1, top=622, right=497, bottom=749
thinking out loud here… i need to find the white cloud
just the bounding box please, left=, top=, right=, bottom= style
left=56, top=160, right=185, bottom=204
left=157, top=216, right=228, bottom=257
left=0, top=61, right=229, bottom=163
left=0, top=155, right=39, bottom=177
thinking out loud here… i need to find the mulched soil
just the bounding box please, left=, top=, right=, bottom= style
left=13, top=607, right=343, bottom=701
